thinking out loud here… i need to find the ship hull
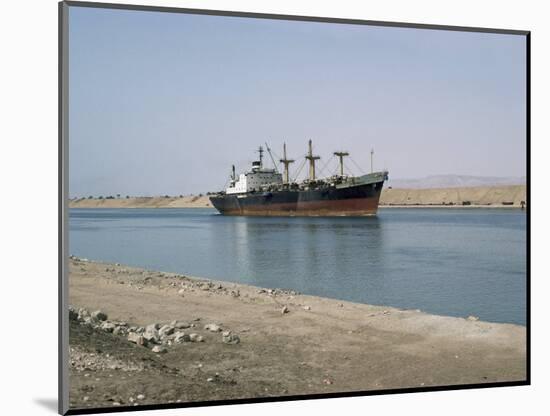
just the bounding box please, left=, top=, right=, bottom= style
left=210, top=180, right=385, bottom=217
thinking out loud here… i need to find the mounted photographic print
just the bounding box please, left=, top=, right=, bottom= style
left=59, top=1, right=529, bottom=414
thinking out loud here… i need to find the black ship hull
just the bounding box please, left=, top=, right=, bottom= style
left=210, top=179, right=385, bottom=217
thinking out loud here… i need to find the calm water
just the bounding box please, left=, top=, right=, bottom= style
left=69, top=208, right=527, bottom=325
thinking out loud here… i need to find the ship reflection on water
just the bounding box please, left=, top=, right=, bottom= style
left=223, top=216, right=385, bottom=296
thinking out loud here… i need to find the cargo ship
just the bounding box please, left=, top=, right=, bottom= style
left=209, top=140, right=388, bottom=216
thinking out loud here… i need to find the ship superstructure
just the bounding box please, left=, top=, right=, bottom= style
left=210, top=141, right=388, bottom=216
left=226, top=146, right=283, bottom=194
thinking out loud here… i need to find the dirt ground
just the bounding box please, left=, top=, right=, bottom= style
left=68, top=258, right=526, bottom=411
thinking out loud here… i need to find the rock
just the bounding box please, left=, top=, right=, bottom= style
left=467, top=315, right=480, bottom=321
left=78, top=308, right=90, bottom=320
left=222, top=331, right=240, bottom=345
left=303, top=306, right=311, bottom=311
left=91, top=310, right=108, bottom=321
left=281, top=306, right=289, bottom=314
left=100, top=322, right=117, bottom=332
left=127, top=333, right=146, bottom=346
left=143, top=328, right=159, bottom=344
left=174, top=321, right=191, bottom=329
left=204, top=323, right=221, bottom=332
left=68, top=307, right=78, bottom=321
left=151, top=345, right=167, bottom=353
left=189, top=333, right=204, bottom=342
left=207, top=377, right=214, bottom=382
left=146, top=323, right=160, bottom=331
left=143, top=333, right=158, bottom=344
left=82, top=317, right=94, bottom=326
left=160, top=334, right=176, bottom=344
left=159, top=325, right=175, bottom=337
left=137, top=394, right=145, bottom=400
left=113, top=326, right=124, bottom=336
left=174, top=332, right=191, bottom=343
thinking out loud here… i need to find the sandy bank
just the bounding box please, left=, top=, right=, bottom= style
left=69, top=195, right=213, bottom=209
left=380, top=185, right=526, bottom=207
left=68, top=258, right=526, bottom=410
left=69, top=185, right=526, bottom=209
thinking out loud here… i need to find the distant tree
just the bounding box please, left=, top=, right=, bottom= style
left=179, top=194, right=183, bottom=198
left=164, top=195, right=170, bottom=198
left=99, top=196, right=104, bottom=199
left=116, top=194, right=121, bottom=199
left=126, top=195, right=130, bottom=199
left=106, top=195, right=114, bottom=199
left=198, top=193, right=203, bottom=197
left=88, top=195, right=93, bottom=199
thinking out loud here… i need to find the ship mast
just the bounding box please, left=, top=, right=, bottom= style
left=279, top=142, right=295, bottom=184
left=305, top=140, right=321, bottom=181
left=333, top=151, right=349, bottom=177
left=257, top=146, right=264, bottom=168
left=370, top=148, right=374, bottom=173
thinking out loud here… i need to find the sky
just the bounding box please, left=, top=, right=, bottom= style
left=68, top=6, right=526, bottom=197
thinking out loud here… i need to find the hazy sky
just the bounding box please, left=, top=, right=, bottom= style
left=68, top=6, right=526, bottom=197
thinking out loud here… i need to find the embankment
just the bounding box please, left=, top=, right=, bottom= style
left=68, top=185, right=526, bottom=209
left=68, top=258, right=526, bottom=410
left=379, top=185, right=526, bottom=207
left=69, top=195, right=213, bottom=208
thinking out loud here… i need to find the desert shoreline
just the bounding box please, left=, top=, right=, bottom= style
left=68, top=185, right=526, bottom=209
left=68, top=257, right=526, bottom=410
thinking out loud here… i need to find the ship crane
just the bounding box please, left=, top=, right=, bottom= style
left=333, top=151, right=349, bottom=177
left=305, top=140, right=321, bottom=181
left=279, top=143, right=295, bottom=184
left=265, top=142, right=280, bottom=174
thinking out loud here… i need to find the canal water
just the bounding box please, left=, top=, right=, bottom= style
left=69, top=208, right=527, bottom=325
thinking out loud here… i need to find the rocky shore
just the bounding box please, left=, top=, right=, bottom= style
left=68, top=257, right=526, bottom=410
